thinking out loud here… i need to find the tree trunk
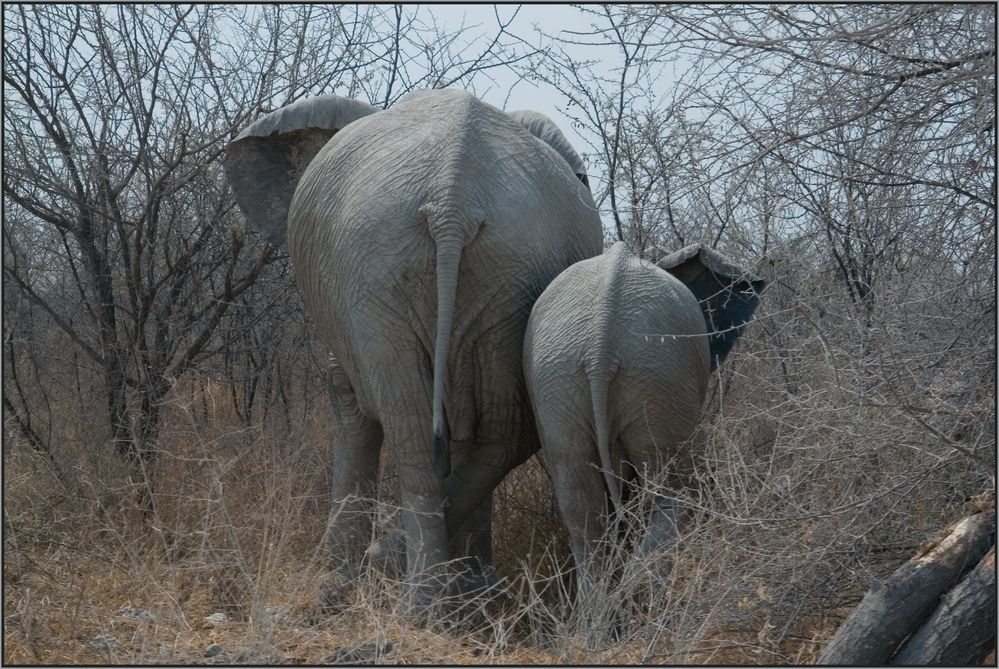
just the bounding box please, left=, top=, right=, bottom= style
left=818, top=509, right=995, bottom=665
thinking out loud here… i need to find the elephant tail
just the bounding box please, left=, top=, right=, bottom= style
left=587, top=367, right=622, bottom=517
left=586, top=244, right=627, bottom=518
left=422, top=202, right=484, bottom=475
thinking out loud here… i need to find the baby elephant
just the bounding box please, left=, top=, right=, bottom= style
left=523, top=241, right=763, bottom=595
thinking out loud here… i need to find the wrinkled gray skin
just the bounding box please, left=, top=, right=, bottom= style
left=506, top=109, right=589, bottom=187
left=225, top=89, right=602, bottom=607
left=523, top=241, right=763, bottom=600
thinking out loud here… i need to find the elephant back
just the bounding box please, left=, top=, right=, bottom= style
left=287, top=89, right=603, bottom=432
left=536, top=243, right=708, bottom=374
left=289, top=89, right=601, bottom=285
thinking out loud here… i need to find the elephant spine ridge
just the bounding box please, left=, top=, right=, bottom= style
left=413, top=91, right=491, bottom=468
left=583, top=243, right=632, bottom=515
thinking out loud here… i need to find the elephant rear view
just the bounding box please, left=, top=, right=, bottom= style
left=226, top=89, right=603, bottom=608
left=523, top=241, right=763, bottom=603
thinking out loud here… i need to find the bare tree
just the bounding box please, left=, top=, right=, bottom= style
left=524, top=5, right=993, bottom=268
left=3, top=6, right=289, bottom=508
left=514, top=3, right=995, bottom=647
left=3, top=4, right=534, bottom=507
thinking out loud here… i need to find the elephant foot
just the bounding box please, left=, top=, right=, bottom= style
left=577, top=608, right=624, bottom=650
left=366, top=533, right=505, bottom=594
left=318, top=580, right=350, bottom=615
left=365, top=529, right=406, bottom=578
left=364, top=532, right=511, bottom=628
left=449, top=562, right=504, bottom=598
left=395, top=563, right=511, bottom=630
left=435, top=563, right=512, bottom=632
left=327, top=531, right=368, bottom=584
left=401, top=573, right=452, bottom=625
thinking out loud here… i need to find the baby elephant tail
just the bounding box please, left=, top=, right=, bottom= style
left=587, top=367, right=622, bottom=517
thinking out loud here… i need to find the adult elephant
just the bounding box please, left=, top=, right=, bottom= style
left=506, top=109, right=590, bottom=187
left=523, top=242, right=764, bottom=602
left=225, top=89, right=603, bottom=607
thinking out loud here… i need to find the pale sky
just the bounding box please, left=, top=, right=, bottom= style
left=421, top=3, right=684, bottom=235
left=425, top=4, right=645, bottom=165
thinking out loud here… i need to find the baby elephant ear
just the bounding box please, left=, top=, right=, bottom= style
left=507, top=109, right=590, bottom=188
left=225, top=95, right=379, bottom=243
left=658, top=244, right=766, bottom=370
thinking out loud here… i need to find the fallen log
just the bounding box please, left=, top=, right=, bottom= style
left=891, top=545, right=995, bottom=665
left=818, top=509, right=995, bottom=665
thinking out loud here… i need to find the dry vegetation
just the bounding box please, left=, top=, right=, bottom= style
left=4, top=3, right=995, bottom=665
left=4, top=281, right=992, bottom=663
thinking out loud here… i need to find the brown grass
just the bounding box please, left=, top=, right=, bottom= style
left=4, top=324, right=993, bottom=664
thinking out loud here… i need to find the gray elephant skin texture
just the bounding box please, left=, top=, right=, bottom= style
left=506, top=109, right=590, bottom=187
left=523, top=241, right=764, bottom=597
left=225, top=89, right=603, bottom=605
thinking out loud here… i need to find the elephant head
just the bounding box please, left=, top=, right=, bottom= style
left=225, top=95, right=380, bottom=242
left=507, top=109, right=589, bottom=188
left=657, top=244, right=766, bottom=370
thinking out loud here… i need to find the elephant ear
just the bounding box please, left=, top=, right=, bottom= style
left=507, top=109, right=590, bottom=188
left=225, top=95, right=380, bottom=242
left=657, top=244, right=766, bottom=370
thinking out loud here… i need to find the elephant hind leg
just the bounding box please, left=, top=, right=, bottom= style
left=442, top=388, right=540, bottom=539
left=448, top=491, right=492, bottom=569
left=546, top=448, right=609, bottom=599
left=327, top=368, right=383, bottom=581
left=382, top=413, right=449, bottom=612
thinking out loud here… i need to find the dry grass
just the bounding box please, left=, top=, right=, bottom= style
left=4, top=285, right=994, bottom=665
